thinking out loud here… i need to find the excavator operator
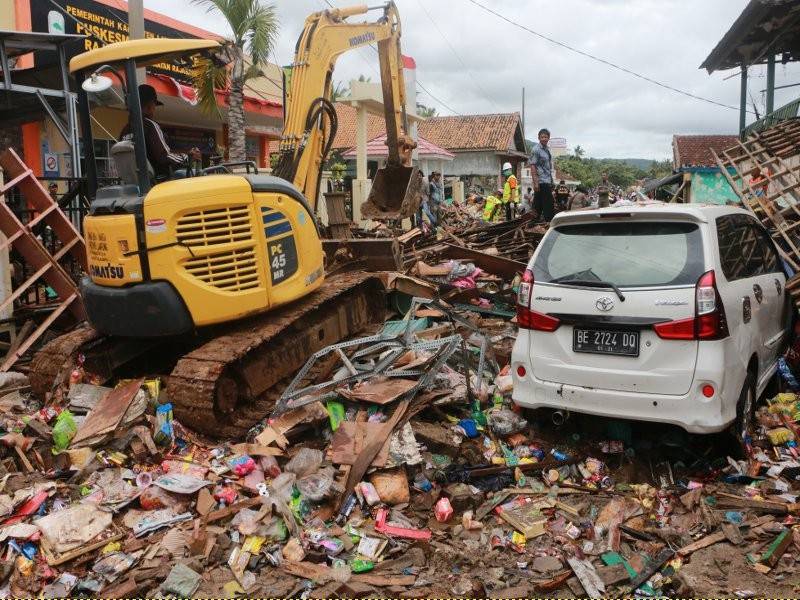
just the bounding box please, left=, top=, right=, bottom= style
left=120, top=84, right=201, bottom=181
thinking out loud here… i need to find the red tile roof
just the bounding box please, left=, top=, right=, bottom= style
left=341, top=133, right=454, bottom=159
left=332, top=103, right=389, bottom=151
left=331, top=103, right=523, bottom=154
left=672, top=134, right=739, bottom=168
left=419, top=113, right=522, bottom=152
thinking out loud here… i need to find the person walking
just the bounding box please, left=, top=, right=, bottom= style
left=530, top=128, right=555, bottom=221
left=501, top=162, right=518, bottom=220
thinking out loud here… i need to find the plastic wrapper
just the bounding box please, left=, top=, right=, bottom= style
left=153, top=403, right=174, bottom=447
left=229, top=455, right=256, bottom=476
left=778, top=357, right=800, bottom=390
left=285, top=448, right=323, bottom=477
left=296, top=467, right=335, bottom=502
left=139, top=485, right=184, bottom=510
left=434, top=497, right=453, bottom=522
left=270, top=472, right=297, bottom=503
left=52, top=410, right=77, bottom=453
left=487, top=408, right=527, bottom=437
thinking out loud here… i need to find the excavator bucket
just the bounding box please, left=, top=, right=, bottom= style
left=360, top=164, right=425, bottom=220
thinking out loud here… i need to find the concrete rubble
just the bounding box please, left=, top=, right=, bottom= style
left=0, top=213, right=800, bottom=597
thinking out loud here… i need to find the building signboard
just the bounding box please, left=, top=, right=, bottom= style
left=30, top=0, right=202, bottom=84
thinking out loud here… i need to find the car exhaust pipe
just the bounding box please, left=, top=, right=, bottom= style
left=551, top=410, right=570, bottom=426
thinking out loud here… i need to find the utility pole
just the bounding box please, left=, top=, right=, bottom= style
left=521, top=87, right=526, bottom=143
left=129, top=0, right=146, bottom=82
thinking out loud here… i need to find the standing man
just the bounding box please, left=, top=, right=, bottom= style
left=502, top=162, right=519, bottom=220
left=554, top=179, right=570, bottom=212
left=597, top=172, right=611, bottom=208
left=530, top=128, right=555, bottom=222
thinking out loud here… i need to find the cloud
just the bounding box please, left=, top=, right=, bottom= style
left=145, top=0, right=800, bottom=159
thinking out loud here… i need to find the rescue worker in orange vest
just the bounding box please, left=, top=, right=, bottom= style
left=501, top=162, right=518, bottom=220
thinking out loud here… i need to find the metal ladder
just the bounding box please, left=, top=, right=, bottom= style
left=0, top=148, right=86, bottom=371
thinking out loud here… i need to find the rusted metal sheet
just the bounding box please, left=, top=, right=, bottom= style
left=71, top=378, right=143, bottom=447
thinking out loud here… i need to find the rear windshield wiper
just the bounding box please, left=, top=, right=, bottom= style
left=553, top=278, right=626, bottom=302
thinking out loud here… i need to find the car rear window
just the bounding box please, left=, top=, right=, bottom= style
left=533, top=221, right=705, bottom=287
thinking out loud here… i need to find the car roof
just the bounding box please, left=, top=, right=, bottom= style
left=550, top=201, right=752, bottom=226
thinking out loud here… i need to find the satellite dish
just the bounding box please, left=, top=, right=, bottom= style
left=82, top=74, right=114, bottom=93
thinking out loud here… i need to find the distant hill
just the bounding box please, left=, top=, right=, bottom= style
left=614, top=158, right=664, bottom=170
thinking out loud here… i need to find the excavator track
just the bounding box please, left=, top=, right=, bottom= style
left=29, top=326, right=102, bottom=399
left=169, top=272, right=386, bottom=438
left=28, top=273, right=386, bottom=439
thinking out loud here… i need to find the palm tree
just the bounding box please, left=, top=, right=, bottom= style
left=331, top=81, right=349, bottom=102
left=416, top=103, right=437, bottom=118
left=192, top=0, right=278, bottom=163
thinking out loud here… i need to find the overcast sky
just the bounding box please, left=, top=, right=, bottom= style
left=145, top=0, right=800, bottom=159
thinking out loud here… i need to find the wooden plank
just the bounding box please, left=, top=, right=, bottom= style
left=0, top=294, right=77, bottom=372
left=566, top=557, right=605, bottom=598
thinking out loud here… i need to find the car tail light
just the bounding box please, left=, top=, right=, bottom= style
left=654, top=270, right=728, bottom=340
left=516, top=269, right=561, bottom=332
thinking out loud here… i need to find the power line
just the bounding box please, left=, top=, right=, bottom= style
left=319, top=0, right=459, bottom=116
left=466, top=0, right=757, bottom=115
left=414, top=0, right=498, bottom=112
left=416, top=81, right=461, bottom=116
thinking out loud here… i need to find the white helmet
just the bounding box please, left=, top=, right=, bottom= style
left=502, top=162, right=512, bottom=171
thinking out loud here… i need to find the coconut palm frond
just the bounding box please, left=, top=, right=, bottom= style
left=192, top=56, right=228, bottom=117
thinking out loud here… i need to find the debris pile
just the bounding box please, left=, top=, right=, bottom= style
left=1, top=286, right=799, bottom=597
left=3, top=201, right=800, bottom=596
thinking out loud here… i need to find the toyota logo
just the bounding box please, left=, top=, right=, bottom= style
left=595, top=296, right=614, bottom=312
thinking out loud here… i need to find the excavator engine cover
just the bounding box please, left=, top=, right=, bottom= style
left=361, top=164, right=424, bottom=220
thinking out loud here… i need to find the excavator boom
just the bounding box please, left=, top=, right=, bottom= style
left=273, top=2, right=422, bottom=220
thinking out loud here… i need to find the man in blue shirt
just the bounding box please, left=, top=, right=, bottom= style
left=529, top=128, right=554, bottom=222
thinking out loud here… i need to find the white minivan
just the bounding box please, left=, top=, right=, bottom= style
left=512, top=204, right=791, bottom=437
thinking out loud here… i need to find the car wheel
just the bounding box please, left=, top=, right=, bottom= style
left=734, top=372, right=756, bottom=446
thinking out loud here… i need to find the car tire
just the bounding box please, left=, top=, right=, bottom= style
left=733, top=371, right=756, bottom=446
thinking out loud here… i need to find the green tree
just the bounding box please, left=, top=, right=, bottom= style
left=192, top=0, right=279, bottom=163
left=416, top=103, right=437, bottom=118
left=573, top=145, right=585, bottom=159
left=332, top=81, right=349, bottom=101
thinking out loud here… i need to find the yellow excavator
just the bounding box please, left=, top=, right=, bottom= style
left=30, top=3, right=423, bottom=438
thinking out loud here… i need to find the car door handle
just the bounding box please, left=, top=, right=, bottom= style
left=753, top=284, right=763, bottom=303
left=775, top=278, right=783, bottom=295
left=742, top=296, right=752, bottom=323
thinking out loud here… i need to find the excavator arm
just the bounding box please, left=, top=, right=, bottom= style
left=273, top=2, right=420, bottom=218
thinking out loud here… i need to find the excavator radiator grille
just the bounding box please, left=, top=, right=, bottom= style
left=182, top=247, right=260, bottom=292
left=175, top=205, right=253, bottom=246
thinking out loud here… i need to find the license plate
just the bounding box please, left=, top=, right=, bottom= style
left=573, top=328, right=639, bottom=357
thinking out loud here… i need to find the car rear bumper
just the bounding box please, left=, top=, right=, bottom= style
left=511, top=371, right=734, bottom=433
